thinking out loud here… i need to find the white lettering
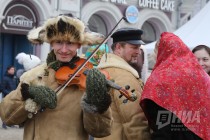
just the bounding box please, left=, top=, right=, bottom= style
left=138, top=0, right=146, bottom=7
left=157, top=110, right=200, bottom=129
left=110, top=0, right=127, bottom=4
left=191, top=111, right=200, bottom=123
left=174, top=111, right=200, bottom=123
left=180, top=111, right=193, bottom=123
left=139, top=0, right=175, bottom=12
left=161, top=0, right=175, bottom=11
left=153, top=0, right=159, bottom=9
left=139, top=0, right=157, bottom=8
left=6, top=15, right=33, bottom=28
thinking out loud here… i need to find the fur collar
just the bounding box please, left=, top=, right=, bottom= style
left=97, top=53, right=139, bottom=78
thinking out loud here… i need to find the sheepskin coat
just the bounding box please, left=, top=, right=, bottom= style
left=0, top=63, right=112, bottom=140
left=96, top=53, right=151, bottom=140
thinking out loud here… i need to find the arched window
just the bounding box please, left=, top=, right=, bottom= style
left=81, top=14, right=107, bottom=55
left=141, top=21, right=156, bottom=44
left=88, top=14, right=107, bottom=36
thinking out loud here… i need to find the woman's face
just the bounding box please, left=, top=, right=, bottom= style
left=153, top=40, right=160, bottom=60
left=194, top=49, right=210, bottom=74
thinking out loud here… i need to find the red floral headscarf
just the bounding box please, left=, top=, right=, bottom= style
left=140, top=32, right=210, bottom=139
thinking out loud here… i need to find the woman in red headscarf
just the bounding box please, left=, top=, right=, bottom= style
left=140, top=32, right=210, bottom=140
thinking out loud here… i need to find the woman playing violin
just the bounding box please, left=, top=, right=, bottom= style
left=0, top=15, right=112, bottom=140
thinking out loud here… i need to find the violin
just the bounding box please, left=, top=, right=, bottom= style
left=55, top=58, right=93, bottom=90
left=54, top=17, right=136, bottom=102
left=55, top=58, right=110, bottom=90
left=55, top=58, right=137, bottom=102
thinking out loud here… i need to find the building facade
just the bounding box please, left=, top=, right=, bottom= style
left=0, top=0, right=208, bottom=82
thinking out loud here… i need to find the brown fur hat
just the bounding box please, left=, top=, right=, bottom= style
left=27, top=15, right=104, bottom=46
left=27, top=26, right=44, bottom=45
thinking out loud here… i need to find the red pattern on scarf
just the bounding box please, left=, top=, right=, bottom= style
left=140, top=32, right=210, bottom=139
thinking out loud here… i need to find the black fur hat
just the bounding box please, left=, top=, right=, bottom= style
left=111, top=28, right=145, bottom=45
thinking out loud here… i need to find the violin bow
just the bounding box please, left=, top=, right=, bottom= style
left=56, top=17, right=126, bottom=95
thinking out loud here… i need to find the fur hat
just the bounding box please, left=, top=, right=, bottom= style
left=16, top=52, right=41, bottom=71
left=27, top=26, right=44, bottom=44
left=27, top=15, right=104, bottom=45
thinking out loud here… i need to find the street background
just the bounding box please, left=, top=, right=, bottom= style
left=0, top=120, right=23, bottom=140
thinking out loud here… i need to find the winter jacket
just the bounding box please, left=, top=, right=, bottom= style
left=0, top=63, right=112, bottom=140
left=2, top=73, right=17, bottom=97
left=96, top=53, right=151, bottom=140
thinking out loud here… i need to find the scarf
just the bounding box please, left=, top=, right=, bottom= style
left=46, top=50, right=80, bottom=71
left=140, top=32, right=210, bottom=139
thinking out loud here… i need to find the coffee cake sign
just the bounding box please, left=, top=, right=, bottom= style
left=139, top=0, right=175, bottom=12
left=101, top=0, right=175, bottom=12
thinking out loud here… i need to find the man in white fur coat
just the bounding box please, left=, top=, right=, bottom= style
left=96, top=28, right=151, bottom=140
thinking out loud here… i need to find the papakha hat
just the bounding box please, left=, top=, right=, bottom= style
left=27, top=26, right=45, bottom=44
left=27, top=15, right=104, bottom=46
left=111, top=28, right=145, bottom=45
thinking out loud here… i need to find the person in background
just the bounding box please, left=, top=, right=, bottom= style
left=0, top=15, right=113, bottom=140
left=15, top=52, right=41, bottom=81
left=130, top=45, right=149, bottom=83
left=85, top=44, right=109, bottom=67
left=2, top=66, right=17, bottom=97
left=96, top=28, right=151, bottom=140
left=1, top=65, right=18, bottom=129
left=140, top=32, right=209, bottom=140
left=85, top=44, right=109, bottom=140
left=192, top=45, right=210, bottom=76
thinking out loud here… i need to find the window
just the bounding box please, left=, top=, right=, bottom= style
left=81, top=14, right=107, bottom=55
left=141, top=21, right=156, bottom=44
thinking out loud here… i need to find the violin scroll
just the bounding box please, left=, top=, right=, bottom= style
left=106, top=79, right=137, bottom=103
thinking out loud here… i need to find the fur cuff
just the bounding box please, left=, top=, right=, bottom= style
left=25, top=98, right=40, bottom=113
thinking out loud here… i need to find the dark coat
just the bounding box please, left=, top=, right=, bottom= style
left=2, top=73, right=17, bottom=97
left=143, top=100, right=202, bottom=140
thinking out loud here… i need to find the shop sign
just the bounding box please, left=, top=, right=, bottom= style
left=1, top=3, right=37, bottom=34
left=138, top=0, right=175, bottom=12
left=6, top=15, right=33, bottom=28
left=125, top=5, right=139, bottom=24
left=101, top=0, right=127, bottom=5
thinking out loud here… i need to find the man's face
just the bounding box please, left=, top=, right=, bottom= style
left=118, top=43, right=140, bottom=64
left=51, top=41, right=81, bottom=62
left=131, top=48, right=144, bottom=66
